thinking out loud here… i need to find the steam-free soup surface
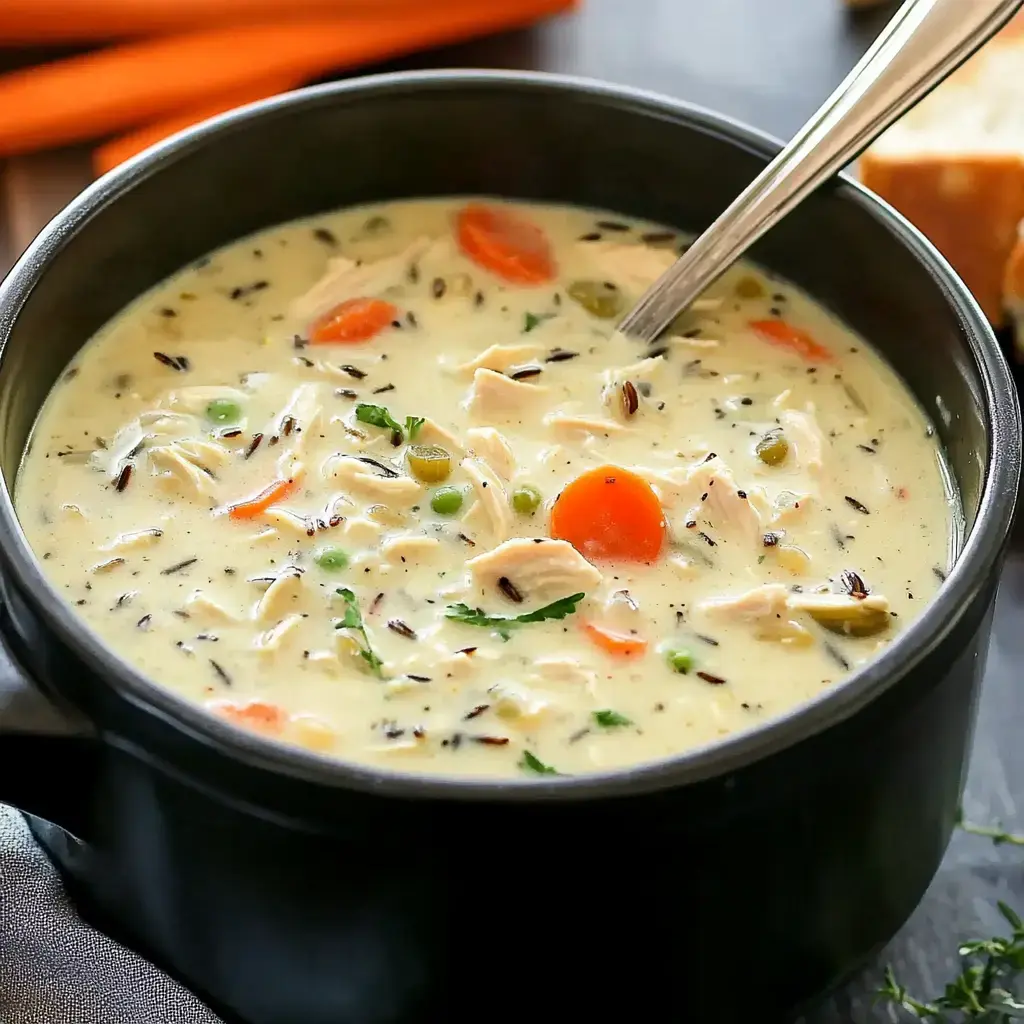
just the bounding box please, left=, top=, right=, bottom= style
left=17, top=198, right=955, bottom=778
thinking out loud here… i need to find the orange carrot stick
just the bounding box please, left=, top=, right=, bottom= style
left=582, top=623, right=648, bottom=658
left=0, top=0, right=576, bottom=157
left=227, top=477, right=299, bottom=520
left=748, top=319, right=834, bottom=363
left=550, top=465, right=666, bottom=563
left=93, top=77, right=300, bottom=176
left=0, top=0, right=499, bottom=44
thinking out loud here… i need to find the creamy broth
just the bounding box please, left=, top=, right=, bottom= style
left=17, top=198, right=956, bottom=778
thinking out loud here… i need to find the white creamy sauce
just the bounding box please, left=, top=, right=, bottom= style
left=17, top=198, right=956, bottom=778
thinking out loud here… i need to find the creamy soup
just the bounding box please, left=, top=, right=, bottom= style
left=17, top=198, right=957, bottom=778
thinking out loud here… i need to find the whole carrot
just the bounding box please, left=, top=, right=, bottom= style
left=0, top=0, right=484, bottom=43
left=93, top=77, right=300, bottom=176
left=0, top=0, right=577, bottom=157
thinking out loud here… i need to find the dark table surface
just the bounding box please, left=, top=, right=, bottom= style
left=0, top=1, right=1021, bottom=1020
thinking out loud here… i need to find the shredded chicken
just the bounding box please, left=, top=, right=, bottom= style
left=602, top=355, right=667, bottom=388
left=460, top=457, right=513, bottom=547
left=175, top=438, right=232, bottom=470
left=163, top=386, right=249, bottom=416
left=488, top=680, right=551, bottom=726
left=779, top=408, right=826, bottom=474
left=381, top=534, right=443, bottom=564
left=464, top=368, right=548, bottom=420
left=268, top=383, right=323, bottom=460
left=255, top=614, right=304, bottom=658
left=416, top=418, right=465, bottom=454
left=456, top=343, right=544, bottom=377
left=263, top=507, right=314, bottom=536
left=465, top=427, right=515, bottom=480
left=531, top=657, right=598, bottom=689
left=466, top=538, right=601, bottom=607
left=326, top=456, right=423, bottom=507
left=290, top=236, right=432, bottom=322
left=339, top=516, right=387, bottom=546
left=544, top=411, right=630, bottom=436
left=184, top=590, right=241, bottom=623
left=148, top=443, right=218, bottom=498
left=253, top=571, right=303, bottom=623
left=576, top=240, right=676, bottom=295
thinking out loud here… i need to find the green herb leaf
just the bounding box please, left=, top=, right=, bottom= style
left=877, top=813, right=1024, bottom=1020
left=444, top=592, right=586, bottom=631
left=519, top=750, right=558, bottom=776
left=334, top=588, right=383, bottom=678
left=404, top=416, right=425, bottom=442
left=523, top=311, right=554, bottom=333
left=356, top=403, right=403, bottom=437
left=593, top=709, right=632, bottom=728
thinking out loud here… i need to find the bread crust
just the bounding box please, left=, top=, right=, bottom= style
left=860, top=153, right=1024, bottom=326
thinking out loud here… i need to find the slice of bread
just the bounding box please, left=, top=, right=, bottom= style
left=859, top=13, right=1024, bottom=352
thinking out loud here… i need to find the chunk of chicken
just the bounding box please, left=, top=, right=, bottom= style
left=464, top=368, right=548, bottom=421
left=455, top=343, right=544, bottom=377
left=175, top=438, right=232, bottom=470
left=488, top=680, right=551, bottom=727
left=340, top=516, right=387, bottom=546
left=576, top=241, right=677, bottom=296
left=531, top=656, right=598, bottom=689
left=326, top=456, right=423, bottom=507
left=253, top=570, right=303, bottom=623
left=185, top=590, right=241, bottom=624
left=148, top=443, right=218, bottom=498
left=466, top=538, right=601, bottom=608
left=602, top=354, right=667, bottom=388
left=698, top=583, right=813, bottom=645
left=779, top=408, right=826, bottom=474
left=465, top=427, right=515, bottom=480
left=290, top=236, right=432, bottom=322
left=641, top=460, right=765, bottom=547
left=460, top=457, right=513, bottom=548
left=544, top=411, right=630, bottom=437
left=255, top=614, right=304, bottom=658
left=381, top=534, right=443, bottom=564
left=416, top=418, right=465, bottom=454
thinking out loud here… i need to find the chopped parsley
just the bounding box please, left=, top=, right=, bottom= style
left=334, top=588, right=383, bottom=678
left=523, top=311, right=555, bottom=333
left=354, top=404, right=424, bottom=444
left=444, top=592, right=586, bottom=639
left=593, top=709, right=632, bottom=728
left=519, top=750, right=558, bottom=776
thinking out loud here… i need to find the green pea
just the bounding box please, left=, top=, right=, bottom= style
left=431, top=486, right=464, bottom=516
left=315, top=547, right=349, bottom=572
left=755, top=432, right=790, bottom=466
left=666, top=648, right=694, bottom=674
left=206, top=398, right=242, bottom=424
left=511, top=484, right=542, bottom=515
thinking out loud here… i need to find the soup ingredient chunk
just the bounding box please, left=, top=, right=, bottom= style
left=310, top=297, right=398, bottom=344
left=550, top=465, right=666, bottom=562
left=456, top=202, right=555, bottom=285
left=749, top=318, right=833, bottom=362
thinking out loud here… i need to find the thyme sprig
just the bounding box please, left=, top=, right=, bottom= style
left=878, top=814, right=1024, bottom=1021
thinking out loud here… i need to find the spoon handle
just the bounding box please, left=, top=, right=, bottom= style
left=619, top=0, right=1023, bottom=343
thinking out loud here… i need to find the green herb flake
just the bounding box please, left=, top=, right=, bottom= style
left=519, top=750, right=558, bottom=776
left=333, top=587, right=384, bottom=679
left=523, top=311, right=555, bottom=333
left=444, top=592, right=586, bottom=632
left=355, top=403, right=422, bottom=444
left=593, top=709, right=632, bottom=728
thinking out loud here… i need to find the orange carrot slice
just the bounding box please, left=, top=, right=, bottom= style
left=550, top=465, right=666, bottom=562
left=209, top=699, right=286, bottom=735
left=227, top=477, right=299, bottom=520
left=583, top=622, right=648, bottom=657
left=749, top=319, right=833, bottom=362
left=310, top=297, right=398, bottom=344
left=456, top=202, right=555, bottom=285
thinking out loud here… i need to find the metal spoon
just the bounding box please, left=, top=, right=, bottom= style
left=618, top=0, right=1023, bottom=344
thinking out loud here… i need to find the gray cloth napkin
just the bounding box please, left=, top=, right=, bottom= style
left=0, top=804, right=222, bottom=1024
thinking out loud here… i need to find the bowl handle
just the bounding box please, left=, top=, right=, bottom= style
left=0, top=617, right=98, bottom=841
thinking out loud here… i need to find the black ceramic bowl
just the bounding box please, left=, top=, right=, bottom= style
left=0, top=71, right=1019, bottom=1024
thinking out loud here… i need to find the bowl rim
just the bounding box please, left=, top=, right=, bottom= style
left=0, top=68, right=1019, bottom=804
